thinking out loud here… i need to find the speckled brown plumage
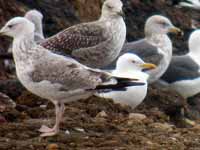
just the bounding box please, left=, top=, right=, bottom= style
left=40, top=0, right=126, bottom=68
left=41, top=23, right=107, bottom=55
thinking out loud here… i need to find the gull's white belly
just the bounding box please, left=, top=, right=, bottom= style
left=99, top=84, right=147, bottom=109
left=170, top=77, right=200, bottom=98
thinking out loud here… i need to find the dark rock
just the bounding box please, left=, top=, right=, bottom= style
left=0, top=79, right=25, bottom=99
left=0, top=92, right=16, bottom=112
left=187, top=94, right=200, bottom=120
left=0, top=115, right=7, bottom=124
left=136, top=84, right=188, bottom=126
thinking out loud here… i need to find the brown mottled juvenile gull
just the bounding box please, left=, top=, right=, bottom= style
left=0, top=17, right=144, bottom=137
left=106, top=15, right=182, bottom=83
left=40, top=0, right=126, bottom=68
left=161, top=30, right=200, bottom=98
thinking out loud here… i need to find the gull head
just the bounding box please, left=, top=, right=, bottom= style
left=25, top=9, right=43, bottom=22
left=25, top=9, right=43, bottom=29
left=116, top=53, right=156, bottom=72
left=145, top=15, right=182, bottom=36
left=101, top=0, right=124, bottom=18
left=0, top=17, right=34, bottom=38
left=189, top=30, right=200, bottom=54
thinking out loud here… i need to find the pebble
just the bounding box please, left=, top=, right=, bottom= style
left=74, top=127, right=85, bottom=133
left=47, top=144, right=59, bottom=150
left=127, top=113, right=147, bottom=126
left=40, top=104, right=47, bottom=108
left=96, top=111, right=108, bottom=118
left=150, top=122, right=174, bottom=132
left=184, top=118, right=196, bottom=126
left=128, top=113, right=147, bottom=121
left=65, top=129, right=70, bottom=135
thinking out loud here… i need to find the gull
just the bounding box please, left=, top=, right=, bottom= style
left=40, top=0, right=126, bottom=68
left=179, top=0, right=200, bottom=10
left=161, top=30, right=200, bottom=98
left=97, top=53, right=156, bottom=108
left=106, top=15, right=182, bottom=83
left=0, top=17, right=144, bottom=137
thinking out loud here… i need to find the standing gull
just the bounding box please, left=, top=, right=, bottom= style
left=40, top=0, right=126, bottom=68
left=116, top=15, right=182, bottom=83
left=161, top=30, right=200, bottom=98
left=0, top=17, right=144, bottom=137
left=97, top=53, right=156, bottom=108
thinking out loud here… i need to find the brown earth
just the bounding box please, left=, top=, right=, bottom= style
left=1, top=0, right=200, bottom=149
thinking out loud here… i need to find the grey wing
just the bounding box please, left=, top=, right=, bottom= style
left=104, top=39, right=164, bottom=70
left=30, top=53, right=109, bottom=91
left=40, top=22, right=108, bottom=56
left=122, top=39, right=164, bottom=65
left=161, top=55, right=200, bottom=83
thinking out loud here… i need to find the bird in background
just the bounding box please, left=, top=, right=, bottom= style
left=106, top=15, right=182, bottom=83
left=40, top=0, right=126, bottom=69
left=97, top=53, right=156, bottom=109
left=161, top=30, right=200, bottom=99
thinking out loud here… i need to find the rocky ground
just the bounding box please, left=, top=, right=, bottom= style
left=1, top=0, right=200, bottom=149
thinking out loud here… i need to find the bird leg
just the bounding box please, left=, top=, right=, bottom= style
left=39, top=102, right=65, bottom=137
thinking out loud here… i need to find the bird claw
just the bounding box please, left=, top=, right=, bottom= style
left=38, top=125, right=55, bottom=133
left=39, top=125, right=59, bottom=137
left=40, top=131, right=58, bottom=137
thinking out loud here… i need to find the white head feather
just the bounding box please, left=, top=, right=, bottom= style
left=101, top=0, right=124, bottom=19
left=0, top=17, right=35, bottom=38
left=145, top=15, right=180, bottom=36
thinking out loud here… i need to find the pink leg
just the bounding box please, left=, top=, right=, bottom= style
left=39, top=102, right=65, bottom=137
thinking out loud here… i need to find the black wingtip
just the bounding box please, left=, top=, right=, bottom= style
left=95, top=81, right=145, bottom=91
left=115, top=76, right=139, bottom=82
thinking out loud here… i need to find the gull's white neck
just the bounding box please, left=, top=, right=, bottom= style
left=99, top=13, right=123, bottom=22
left=35, top=22, right=44, bottom=39
left=144, top=33, right=172, bottom=82
left=146, top=33, right=172, bottom=56
left=12, top=32, right=36, bottom=64
left=146, top=33, right=169, bottom=47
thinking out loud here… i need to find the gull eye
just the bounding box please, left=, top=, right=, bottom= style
left=132, top=60, right=136, bottom=63
left=8, top=25, right=14, bottom=28
left=107, top=5, right=113, bottom=9
left=160, top=22, right=169, bottom=27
